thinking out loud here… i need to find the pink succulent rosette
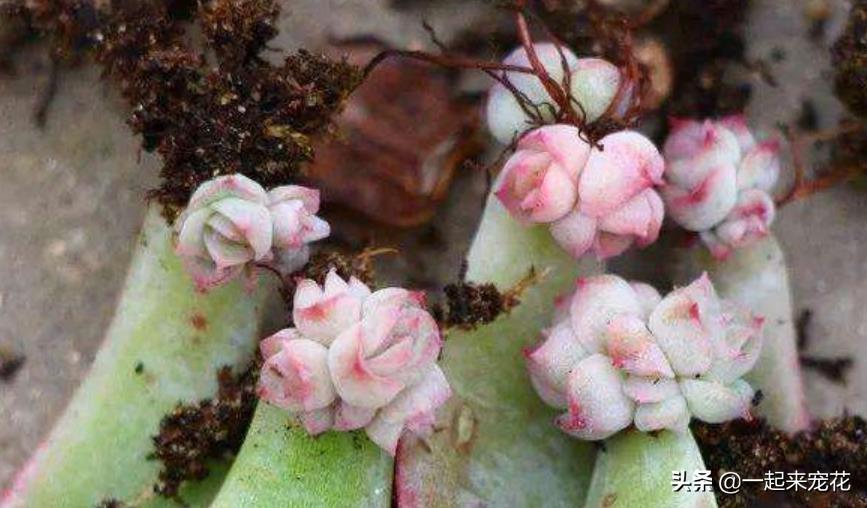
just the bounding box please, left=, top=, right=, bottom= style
left=494, top=125, right=666, bottom=260
left=525, top=274, right=763, bottom=440
left=257, top=270, right=452, bottom=455
left=174, top=174, right=330, bottom=290
left=661, top=115, right=781, bottom=259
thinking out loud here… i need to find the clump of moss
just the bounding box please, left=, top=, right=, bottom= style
left=693, top=417, right=867, bottom=507
left=19, top=0, right=362, bottom=214
left=833, top=0, right=867, bottom=119
left=150, top=366, right=257, bottom=498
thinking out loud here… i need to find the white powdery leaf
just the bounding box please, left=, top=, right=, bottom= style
left=555, top=354, right=634, bottom=440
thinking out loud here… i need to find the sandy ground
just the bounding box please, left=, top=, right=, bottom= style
left=1, top=0, right=865, bottom=489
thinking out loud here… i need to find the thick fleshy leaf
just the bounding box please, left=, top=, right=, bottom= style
left=365, top=366, right=452, bottom=456
left=680, top=378, right=753, bottom=423
left=333, top=402, right=377, bottom=431
left=605, top=315, right=674, bottom=378
left=597, top=188, right=665, bottom=245
left=578, top=131, right=665, bottom=218
left=665, top=132, right=741, bottom=192
left=1, top=206, right=270, bottom=507
left=258, top=338, right=336, bottom=412
left=568, top=58, right=621, bottom=123
left=271, top=245, right=311, bottom=278
left=663, top=119, right=740, bottom=172
left=662, top=163, right=738, bottom=231
left=299, top=405, right=335, bottom=435
left=714, top=189, right=775, bottom=251
left=210, top=198, right=273, bottom=260
left=549, top=208, right=597, bottom=258
left=630, top=282, right=662, bottom=319
left=719, top=114, right=756, bottom=153
left=495, top=125, right=590, bottom=223
left=622, top=376, right=680, bottom=404
left=268, top=184, right=321, bottom=211
left=584, top=430, right=717, bottom=508
left=485, top=43, right=580, bottom=144
left=206, top=213, right=245, bottom=243
left=569, top=274, right=644, bottom=353
left=556, top=354, right=634, bottom=440
left=293, top=274, right=364, bottom=346
left=671, top=235, right=809, bottom=432
left=328, top=324, right=406, bottom=408
left=524, top=320, right=590, bottom=408
left=394, top=197, right=600, bottom=507
left=204, top=228, right=253, bottom=268
left=634, top=395, right=690, bottom=432
left=180, top=253, right=244, bottom=292
left=175, top=207, right=213, bottom=258
left=188, top=173, right=268, bottom=210
left=485, top=85, right=536, bottom=145
left=519, top=124, right=592, bottom=175
left=269, top=200, right=306, bottom=248
left=593, top=232, right=634, bottom=260
left=705, top=302, right=764, bottom=382
left=647, top=274, right=720, bottom=377
left=737, top=139, right=781, bottom=192
left=211, top=404, right=392, bottom=507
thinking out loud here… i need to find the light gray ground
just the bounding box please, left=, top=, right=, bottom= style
left=0, top=0, right=864, bottom=489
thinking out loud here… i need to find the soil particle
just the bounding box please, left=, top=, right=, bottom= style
left=18, top=0, right=362, bottom=215
left=434, top=281, right=505, bottom=330
left=0, top=348, right=25, bottom=382
left=150, top=365, right=257, bottom=498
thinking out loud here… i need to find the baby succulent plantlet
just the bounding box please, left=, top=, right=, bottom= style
left=662, top=115, right=809, bottom=433
left=526, top=274, right=763, bottom=439
left=662, top=116, right=781, bottom=260
left=257, top=270, right=452, bottom=455
left=671, top=235, right=810, bottom=434
left=175, top=174, right=330, bottom=290
left=210, top=273, right=451, bottom=505
left=495, top=124, right=666, bottom=260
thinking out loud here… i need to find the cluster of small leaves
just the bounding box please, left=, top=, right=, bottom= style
left=150, top=365, right=258, bottom=498
left=693, top=417, right=867, bottom=507
left=21, top=0, right=362, bottom=214
left=832, top=0, right=867, bottom=119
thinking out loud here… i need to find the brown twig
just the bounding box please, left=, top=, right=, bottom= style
left=778, top=120, right=866, bottom=205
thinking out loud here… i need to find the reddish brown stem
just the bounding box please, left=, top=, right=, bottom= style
left=778, top=120, right=867, bottom=205
left=513, top=8, right=581, bottom=126
left=363, top=49, right=536, bottom=81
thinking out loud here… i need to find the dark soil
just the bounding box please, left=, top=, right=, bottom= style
left=694, top=417, right=867, bottom=508
left=18, top=0, right=362, bottom=216
left=150, top=365, right=257, bottom=499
